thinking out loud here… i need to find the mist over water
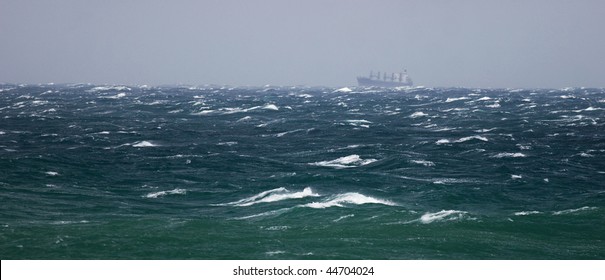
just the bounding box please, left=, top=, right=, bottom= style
left=1, top=84, right=604, bottom=259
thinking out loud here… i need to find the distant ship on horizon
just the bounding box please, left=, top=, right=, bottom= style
left=357, top=70, right=413, bottom=87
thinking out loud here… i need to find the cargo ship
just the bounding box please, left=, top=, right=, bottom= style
left=357, top=70, right=413, bottom=87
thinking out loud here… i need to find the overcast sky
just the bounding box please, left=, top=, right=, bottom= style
left=1, top=0, right=604, bottom=88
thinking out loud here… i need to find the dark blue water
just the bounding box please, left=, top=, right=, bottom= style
left=1, top=84, right=604, bottom=259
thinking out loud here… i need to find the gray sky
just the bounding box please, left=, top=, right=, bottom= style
left=1, top=0, right=604, bottom=88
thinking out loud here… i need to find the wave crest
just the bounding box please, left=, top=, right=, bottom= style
left=303, top=192, right=396, bottom=209
left=309, top=155, right=378, bottom=169
left=220, top=187, right=319, bottom=207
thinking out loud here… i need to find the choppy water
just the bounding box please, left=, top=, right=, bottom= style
left=1, top=84, right=604, bottom=259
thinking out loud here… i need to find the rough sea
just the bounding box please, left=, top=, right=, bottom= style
left=1, top=84, right=604, bottom=259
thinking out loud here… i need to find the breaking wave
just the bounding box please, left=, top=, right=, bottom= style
left=419, top=210, right=468, bottom=224
left=303, top=192, right=397, bottom=209
left=309, top=155, right=378, bottom=169
left=219, top=187, right=319, bottom=207
left=144, top=188, right=187, bottom=198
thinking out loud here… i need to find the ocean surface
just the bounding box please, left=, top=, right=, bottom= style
left=1, top=84, right=604, bottom=259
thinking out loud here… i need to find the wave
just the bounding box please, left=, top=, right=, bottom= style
left=87, top=86, right=131, bottom=92
left=345, top=119, right=372, bottom=128
left=436, top=135, right=488, bottom=145
left=445, top=97, right=470, bottom=103
left=193, top=104, right=279, bottom=115
left=552, top=206, right=597, bottom=215
left=514, top=211, right=541, bottom=216
left=333, top=214, right=355, bottom=222
left=309, top=155, right=378, bottom=169
left=144, top=188, right=186, bottom=198
left=220, top=187, right=319, bottom=207
left=334, top=87, right=353, bottom=93
left=491, top=152, right=527, bottom=158
left=303, top=192, right=396, bottom=209
left=410, top=111, right=429, bottom=118
left=419, top=210, right=467, bottom=224
left=132, top=141, right=159, bottom=147
left=235, top=207, right=293, bottom=220
left=410, top=160, right=435, bottom=167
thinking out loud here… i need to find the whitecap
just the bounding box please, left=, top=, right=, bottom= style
left=309, top=155, right=378, bottom=169
left=221, top=187, right=319, bottom=207
left=456, top=135, right=488, bottom=142
left=235, top=207, right=292, bottom=220
left=144, top=188, right=186, bottom=198
left=45, top=171, right=60, bottom=176
left=104, top=92, right=127, bottom=99
left=345, top=119, right=372, bottom=126
left=474, top=128, right=496, bottom=133
left=132, top=141, right=159, bottom=147
left=333, top=214, right=355, bottom=222
left=445, top=97, right=470, bottom=103
left=574, top=107, right=601, bottom=112
left=236, top=116, right=252, bottom=122
left=262, top=225, right=290, bottom=231
left=511, top=174, right=522, bottom=179
left=410, top=111, right=429, bottom=118
left=275, top=129, right=305, bottom=137
left=217, top=141, right=237, bottom=146
left=303, top=192, right=396, bottom=209
left=514, top=211, right=541, bottom=216
left=552, top=206, right=597, bottom=215
left=334, top=87, right=353, bottom=93
left=265, top=251, right=286, bottom=256
left=262, top=104, right=279, bottom=111
left=491, top=152, right=527, bottom=158
left=436, top=135, right=488, bottom=145
left=88, top=86, right=131, bottom=92
left=410, top=160, right=435, bottom=167
left=419, top=210, right=467, bottom=224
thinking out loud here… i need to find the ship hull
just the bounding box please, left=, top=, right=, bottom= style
left=357, top=77, right=413, bottom=87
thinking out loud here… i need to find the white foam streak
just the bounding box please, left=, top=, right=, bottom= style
left=445, top=97, right=470, bottom=103
left=144, top=188, right=186, bottom=198
left=410, top=111, right=428, bottom=118
left=514, top=211, right=541, bottom=216
left=491, top=152, right=527, bottom=158
left=552, top=206, right=597, bottom=215
left=222, top=187, right=319, bottom=207
left=436, top=135, right=488, bottom=145
left=132, top=141, right=159, bottom=147
left=411, top=160, right=435, bottom=167
left=420, top=210, right=467, bottom=224
left=194, top=104, right=278, bottom=115
left=303, top=193, right=396, bottom=209
left=309, top=155, right=378, bottom=169
left=334, top=87, right=353, bottom=93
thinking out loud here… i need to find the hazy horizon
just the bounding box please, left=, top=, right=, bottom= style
left=1, top=0, right=604, bottom=88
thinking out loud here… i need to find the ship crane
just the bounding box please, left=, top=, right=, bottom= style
left=357, top=68, right=413, bottom=87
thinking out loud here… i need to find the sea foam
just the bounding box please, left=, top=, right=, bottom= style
left=491, top=152, right=527, bottom=158
left=222, top=187, right=319, bottom=207
left=132, top=141, right=159, bottom=147
left=303, top=193, right=396, bottom=209
left=436, top=135, right=488, bottom=145
left=144, top=188, right=187, bottom=198
left=309, top=155, right=377, bottom=169
left=552, top=206, right=597, bottom=215
left=419, top=210, right=467, bottom=224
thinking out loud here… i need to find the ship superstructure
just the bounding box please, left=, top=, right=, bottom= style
left=357, top=70, right=413, bottom=87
